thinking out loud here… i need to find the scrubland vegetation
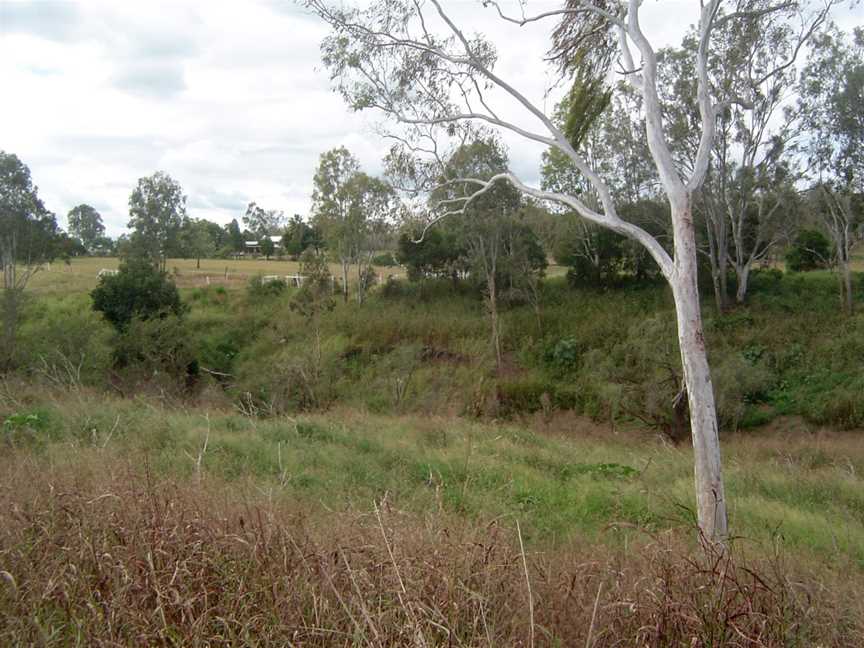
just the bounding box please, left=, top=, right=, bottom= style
left=3, top=0, right=863, bottom=643
left=2, top=260, right=864, bottom=644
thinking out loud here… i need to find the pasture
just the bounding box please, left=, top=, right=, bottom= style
left=25, top=256, right=411, bottom=295
left=25, top=256, right=569, bottom=295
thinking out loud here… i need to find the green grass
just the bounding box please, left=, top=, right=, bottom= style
left=14, top=264, right=864, bottom=429
left=4, top=391, right=863, bottom=567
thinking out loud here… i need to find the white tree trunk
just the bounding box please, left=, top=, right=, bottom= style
left=735, top=263, right=750, bottom=305
left=670, top=200, right=728, bottom=542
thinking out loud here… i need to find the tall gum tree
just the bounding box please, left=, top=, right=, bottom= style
left=797, top=26, right=863, bottom=315
left=307, top=0, right=839, bottom=542
left=658, top=6, right=833, bottom=310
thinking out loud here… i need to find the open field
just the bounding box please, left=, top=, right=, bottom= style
left=23, top=246, right=862, bottom=296
left=25, top=256, right=407, bottom=295
left=1, top=388, right=863, bottom=645
left=24, top=256, right=569, bottom=295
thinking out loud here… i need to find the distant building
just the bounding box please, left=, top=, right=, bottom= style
left=244, top=236, right=283, bottom=255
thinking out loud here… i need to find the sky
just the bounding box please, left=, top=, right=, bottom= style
left=1, top=1, right=860, bottom=237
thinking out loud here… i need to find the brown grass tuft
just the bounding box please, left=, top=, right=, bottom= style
left=1, top=454, right=861, bottom=647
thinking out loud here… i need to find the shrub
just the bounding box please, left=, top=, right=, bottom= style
left=372, top=252, right=399, bottom=267
left=17, top=295, right=113, bottom=384
left=90, top=259, right=185, bottom=332
left=247, top=275, right=287, bottom=299
left=785, top=229, right=831, bottom=272
left=543, top=336, right=582, bottom=376
left=113, top=314, right=199, bottom=389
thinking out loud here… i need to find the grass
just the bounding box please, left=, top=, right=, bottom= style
left=1, top=388, right=863, bottom=645
left=25, top=256, right=574, bottom=295
left=5, top=255, right=864, bottom=644
left=25, top=256, right=408, bottom=295
left=2, top=388, right=863, bottom=566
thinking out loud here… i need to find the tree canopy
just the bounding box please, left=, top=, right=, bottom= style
left=127, top=171, right=187, bottom=271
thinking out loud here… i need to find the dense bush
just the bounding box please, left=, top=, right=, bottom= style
left=372, top=252, right=399, bottom=267
left=113, top=314, right=199, bottom=389
left=247, top=274, right=287, bottom=299
left=785, top=229, right=832, bottom=272
left=17, top=295, right=113, bottom=384
left=90, top=259, right=185, bottom=331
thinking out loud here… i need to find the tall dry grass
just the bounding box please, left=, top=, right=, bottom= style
left=1, top=452, right=860, bottom=647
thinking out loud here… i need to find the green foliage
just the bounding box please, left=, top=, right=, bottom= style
left=0, top=151, right=58, bottom=267
left=397, top=227, right=465, bottom=281
left=371, top=252, right=398, bottom=267
left=113, top=314, right=199, bottom=385
left=243, top=202, right=285, bottom=240
left=2, top=408, right=59, bottom=449
left=282, top=214, right=323, bottom=257
left=66, top=204, right=105, bottom=251
left=543, top=337, right=582, bottom=376
left=247, top=275, right=287, bottom=299
left=0, top=151, right=61, bottom=369
left=90, top=259, right=185, bottom=332
left=179, top=218, right=219, bottom=263
left=17, top=294, right=112, bottom=383
left=225, top=219, right=245, bottom=252
left=785, top=229, right=831, bottom=272
left=260, top=237, right=275, bottom=259
left=290, top=251, right=335, bottom=320
left=126, top=171, right=187, bottom=270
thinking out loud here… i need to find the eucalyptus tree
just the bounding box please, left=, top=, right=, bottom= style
left=0, top=152, right=58, bottom=370
left=308, top=0, right=839, bottom=542
left=349, top=172, right=402, bottom=303
left=798, top=26, right=863, bottom=315
left=181, top=218, right=218, bottom=269
left=67, top=204, right=105, bottom=252
left=243, top=202, right=287, bottom=239
left=127, top=171, right=187, bottom=272
left=434, top=137, right=524, bottom=368
left=311, top=147, right=361, bottom=301
left=658, top=4, right=833, bottom=310
left=312, top=147, right=402, bottom=303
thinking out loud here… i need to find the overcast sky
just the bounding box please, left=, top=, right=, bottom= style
left=1, top=1, right=860, bottom=236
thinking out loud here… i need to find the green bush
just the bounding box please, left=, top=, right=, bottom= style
left=18, top=295, right=112, bottom=384
left=113, top=314, right=199, bottom=388
left=247, top=275, right=287, bottom=299
left=372, top=252, right=399, bottom=267
left=495, top=379, right=554, bottom=417
left=91, top=259, right=185, bottom=331
left=785, top=230, right=831, bottom=272
left=543, top=337, right=582, bottom=376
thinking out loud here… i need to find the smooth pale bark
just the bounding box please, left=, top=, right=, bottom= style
left=734, top=263, right=750, bottom=305
left=341, top=260, right=349, bottom=303
left=488, top=275, right=502, bottom=370
left=637, top=0, right=727, bottom=541
left=670, top=199, right=728, bottom=541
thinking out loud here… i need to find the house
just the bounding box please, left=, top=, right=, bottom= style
left=244, top=235, right=283, bottom=255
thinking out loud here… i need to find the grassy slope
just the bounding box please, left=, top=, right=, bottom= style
left=3, top=391, right=863, bottom=567
left=5, top=256, right=864, bottom=644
